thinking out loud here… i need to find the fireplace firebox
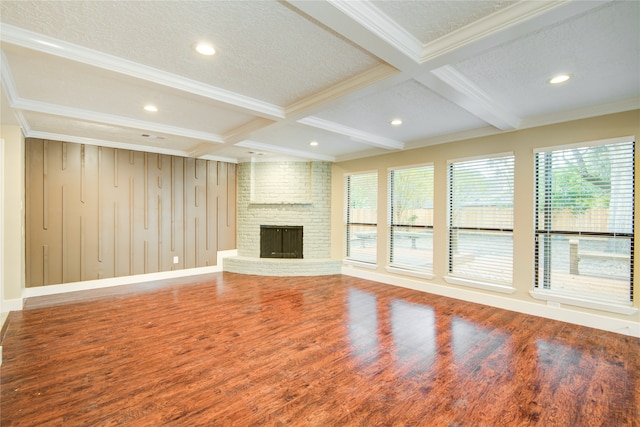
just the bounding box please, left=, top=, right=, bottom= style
left=260, top=225, right=303, bottom=259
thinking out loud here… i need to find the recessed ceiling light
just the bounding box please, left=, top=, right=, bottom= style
left=309, top=141, right=319, bottom=147
left=194, top=42, right=216, bottom=56
left=390, top=119, right=403, bottom=126
left=548, top=74, right=571, bottom=85
left=144, top=104, right=158, bottom=112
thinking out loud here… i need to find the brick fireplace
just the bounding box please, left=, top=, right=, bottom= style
left=223, top=161, right=341, bottom=276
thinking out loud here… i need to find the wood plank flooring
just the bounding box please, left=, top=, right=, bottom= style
left=1, top=272, right=638, bottom=426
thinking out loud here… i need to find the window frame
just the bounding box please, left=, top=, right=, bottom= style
left=445, top=152, right=516, bottom=293
left=344, top=171, right=378, bottom=266
left=387, top=163, right=435, bottom=277
left=531, top=136, right=635, bottom=312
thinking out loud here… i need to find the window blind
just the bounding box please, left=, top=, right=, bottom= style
left=448, top=155, right=514, bottom=284
left=534, top=140, right=634, bottom=302
left=389, top=165, right=434, bottom=271
left=345, top=172, right=378, bottom=264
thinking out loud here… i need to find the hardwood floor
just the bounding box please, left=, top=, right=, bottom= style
left=1, top=272, right=638, bottom=426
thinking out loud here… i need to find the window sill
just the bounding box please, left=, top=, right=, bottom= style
left=386, top=266, right=435, bottom=280
left=530, top=290, right=638, bottom=315
left=343, top=259, right=378, bottom=270
left=444, top=275, right=516, bottom=294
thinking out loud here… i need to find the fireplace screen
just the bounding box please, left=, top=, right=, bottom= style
left=260, top=226, right=303, bottom=259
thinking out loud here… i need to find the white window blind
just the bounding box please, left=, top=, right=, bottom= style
left=448, top=155, right=514, bottom=284
left=345, top=172, right=378, bottom=264
left=389, top=165, right=434, bottom=271
left=535, top=139, right=634, bottom=302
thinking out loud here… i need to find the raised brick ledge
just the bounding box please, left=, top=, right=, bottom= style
left=223, top=256, right=342, bottom=276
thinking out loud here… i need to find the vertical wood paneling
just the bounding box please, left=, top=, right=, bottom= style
left=80, top=145, right=85, bottom=204
left=158, top=195, right=163, bottom=271
left=144, top=153, right=148, bottom=230
left=61, top=185, right=66, bottom=283
left=43, top=140, right=48, bottom=230
left=62, top=142, right=67, bottom=170
left=80, top=216, right=84, bottom=280
left=25, top=139, right=34, bottom=288
left=195, top=217, right=200, bottom=266
left=129, top=177, right=134, bottom=275
left=25, top=139, right=237, bottom=287
left=206, top=162, right=210, bottom=251
left=114, top=202, right=118, bottom=277
left=98, top=147, right=103, bottom=262
left=183, top=158, right=188, bottom=268
left=217, top=162, right=237, bottom=251
left=171, top=157, right=176, bottom=252
left=43, top=245, right=49, bottom=285
left=114, top=148, right=119, bottom=187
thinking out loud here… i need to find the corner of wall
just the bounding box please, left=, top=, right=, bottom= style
left=0, top=126, right=26, bottom=314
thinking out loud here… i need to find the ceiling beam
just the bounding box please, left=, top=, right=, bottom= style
left=298, top=116, right=403, bottom=150
left=289, top=0, right=610, bottom=134
left=287, top=0, right=420, bottom=71
left=236, top=140, right=336, bottom=162
left=0, top=24, right=285, bottom=121
left=423, top=65, right=520, bottom=131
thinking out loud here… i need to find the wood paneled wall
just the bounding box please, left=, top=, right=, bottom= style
left=25, top=139, right=236, bottom=287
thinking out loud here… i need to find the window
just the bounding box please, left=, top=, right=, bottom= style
left=345, top=172, right=378, bottom=264
left=448, top=154, right=514, bottom=286
left=534, top=138, right=634, bottom=304
left=389, top=165, right=434, bottom=272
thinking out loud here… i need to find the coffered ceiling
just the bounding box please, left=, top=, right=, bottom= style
left=1, top=1, right=638, bottom=163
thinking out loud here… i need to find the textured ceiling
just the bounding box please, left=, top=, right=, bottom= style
left=455, top=0, right=640, bottom=118
left=1, top=0, right=638, bottom=163
left=372, top=0, right=517, bottom=44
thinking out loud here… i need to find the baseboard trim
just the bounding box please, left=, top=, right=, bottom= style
left=342, top=266, right=640, bottom=338
left=23, top=250, right=238, bottom=299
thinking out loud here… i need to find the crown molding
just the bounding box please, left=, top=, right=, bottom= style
left=428, top=65, right=521, bottom=130
left=12, top=110, right=32, bottom=136
left=419, top=0, right=607, bottom=65
left=236, top=140, right=336, bottom=162
left=1, top=51, right=33, bottom=133
left=298, top=116, right=403, bottom=151
left=198, top=154, right=239, bottom=164
left=397, top=98, right=640, bottom=152
left=0, top=24, right=285, bottom=120
left=333, top=147, right=388, bottom=163
left=11, top=97, right=225, bottom=144
left=519, top=97, right=640, bottom=130
left=0, top=50, right=19, bottom=104
left=285, top=63, right=399, bottom=118
left=404, top=125, right=504, bottom=152
left=222, top=117, right=277, bottom=145
left=25, top=130, right=187, bottom=156
left=327, top=0, right=423, bottom=63
left=25, top=129, right=241, bottom=162
left=186, top=142, right=224, bottom=159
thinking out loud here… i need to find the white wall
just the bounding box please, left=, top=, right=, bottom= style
left=1, top=126, right=25, bottom=321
